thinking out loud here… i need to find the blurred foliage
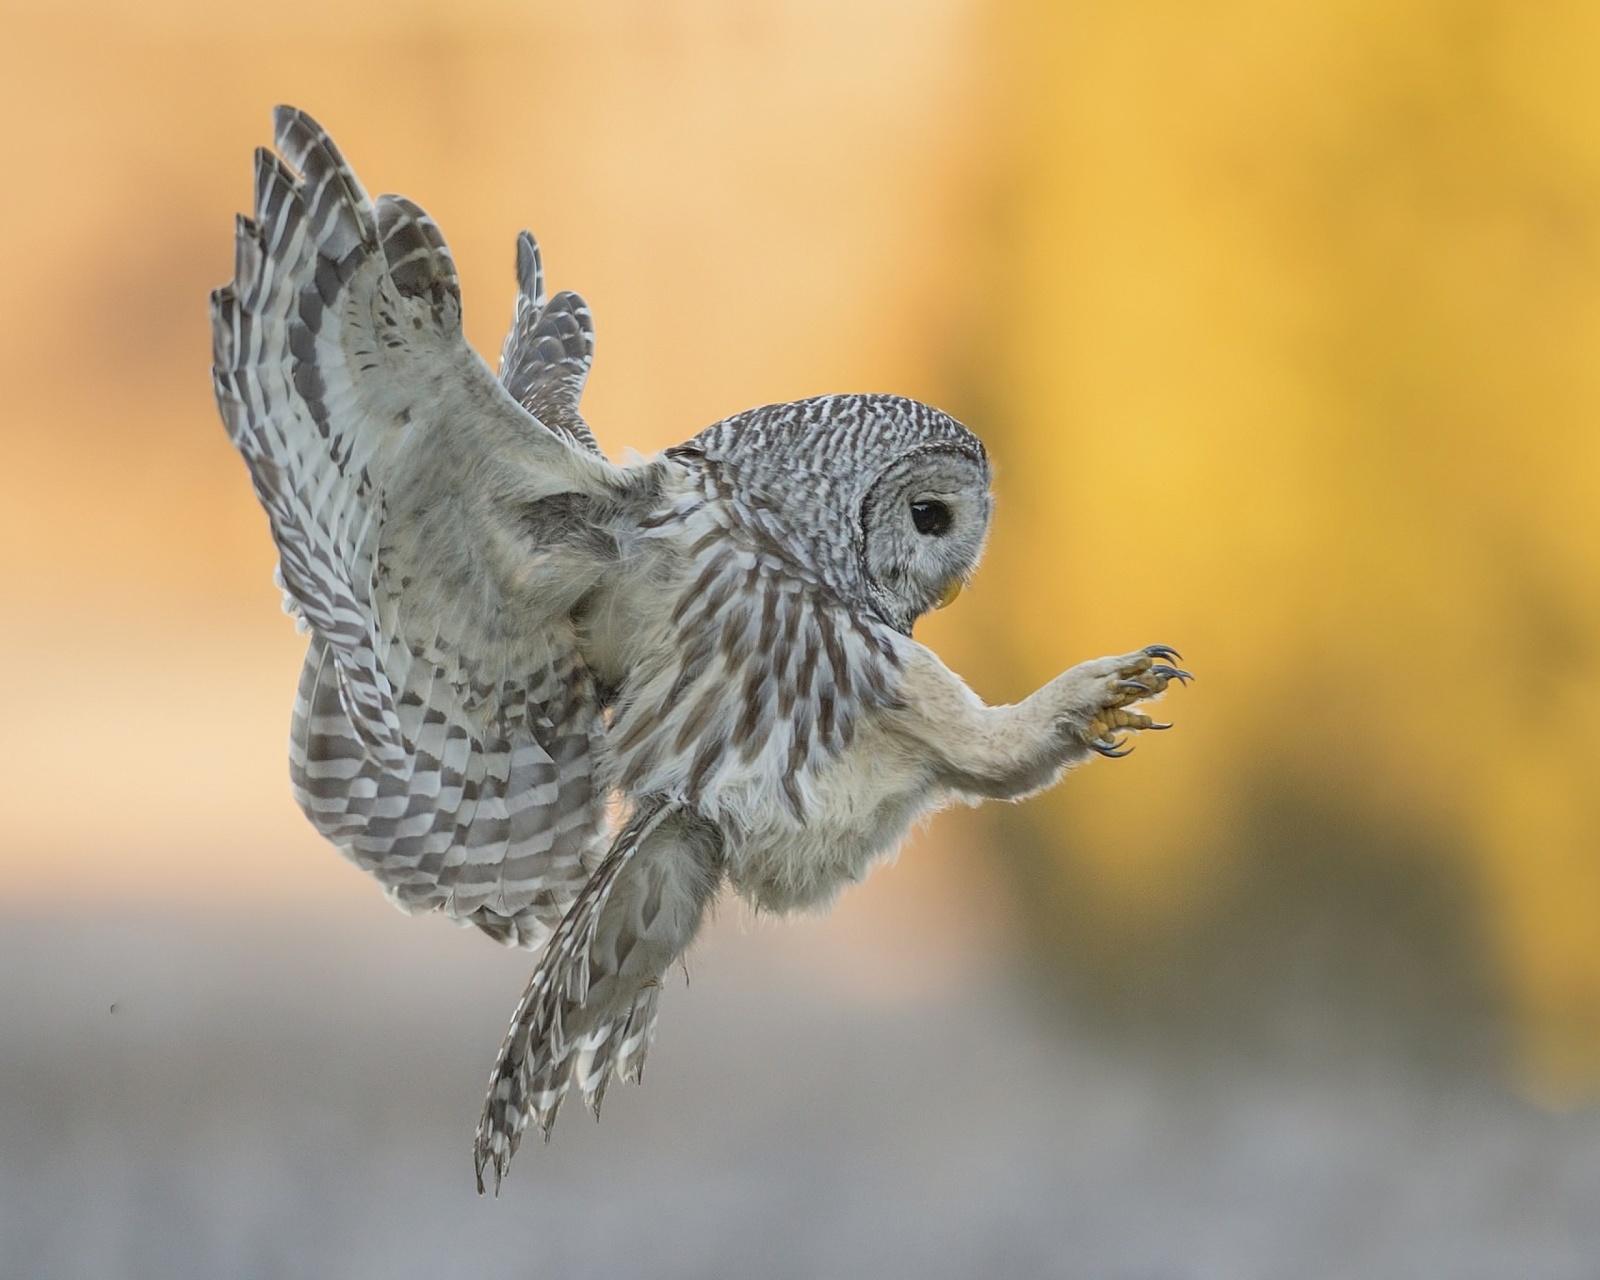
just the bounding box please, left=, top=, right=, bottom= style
left=975, top=0, right=1600, bottom=1096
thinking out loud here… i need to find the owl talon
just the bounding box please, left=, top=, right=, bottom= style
left=1142, top=644, right=1184, bottom=663
left=1062, top=644, right=1192, bottom=762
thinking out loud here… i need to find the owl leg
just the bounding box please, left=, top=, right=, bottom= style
left=473, top=802, right=723, bottom=1193
left=895, top=643, right=1190, bottom=801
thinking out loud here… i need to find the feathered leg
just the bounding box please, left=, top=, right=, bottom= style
left=474, top=802, right=723, bottom=1192
left=888, top=644, right=1193, bottom=802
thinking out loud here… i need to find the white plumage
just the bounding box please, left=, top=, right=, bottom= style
left=210, top=107, right=1190, bottom=1192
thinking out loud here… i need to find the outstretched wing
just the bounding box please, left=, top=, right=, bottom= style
left=498, top=230, right=602, bottom=456
left=211, top=107, right=645, bottom=948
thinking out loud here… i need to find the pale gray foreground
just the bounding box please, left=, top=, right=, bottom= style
left=3, top=899, right=1598, bottom=1280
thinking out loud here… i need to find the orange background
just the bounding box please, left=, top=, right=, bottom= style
left=4, top=0, right=1600, bottom=1100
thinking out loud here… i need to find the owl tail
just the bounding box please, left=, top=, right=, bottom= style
left=473, top=802, right=723, bottom=1193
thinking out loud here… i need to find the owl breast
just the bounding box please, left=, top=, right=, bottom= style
left=720, top=717, right=939, bottom=914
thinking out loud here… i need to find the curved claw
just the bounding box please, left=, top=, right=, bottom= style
left=1115, top=679, right=1151, bottom=695
left=1149, top=664, right=1194, bottom=685
left=1143, top=644, right=1184, bottom=663
left=1089, top=736, right=1134, bottom=758
left=1146, top=721, right=1173, bottom=731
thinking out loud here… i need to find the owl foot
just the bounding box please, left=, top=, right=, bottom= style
left=1059, top=644, right=1192, bottom=758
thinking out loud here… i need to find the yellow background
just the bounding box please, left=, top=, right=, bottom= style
left=3, top=0, right=1599, bottom=1099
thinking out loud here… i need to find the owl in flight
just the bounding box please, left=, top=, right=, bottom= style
left=210, top=108, right=1189, bottom=1192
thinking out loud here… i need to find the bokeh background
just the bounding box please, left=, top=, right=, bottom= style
left=4, top=0, right=1600, bottom=1276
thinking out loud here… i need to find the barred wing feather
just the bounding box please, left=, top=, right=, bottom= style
left=211, top=107, right=630, bottom=948
left=498, top=229, right=603, bottom=456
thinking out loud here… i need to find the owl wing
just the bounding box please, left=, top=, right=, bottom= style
left=211, top=107, right=640, bottom=948
left=498, top=231, right=603, bottom=457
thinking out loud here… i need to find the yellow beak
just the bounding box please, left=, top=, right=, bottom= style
left=935, top=579, right=963, bottom=610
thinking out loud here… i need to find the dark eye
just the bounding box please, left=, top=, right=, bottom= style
left=910, top=499, right=952, bottom=536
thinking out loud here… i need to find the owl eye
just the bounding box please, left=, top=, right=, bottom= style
left=909, top=499, right=952, bottom=536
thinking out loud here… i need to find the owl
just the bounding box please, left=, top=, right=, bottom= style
left=210, top=108, right=1190, bottom=1192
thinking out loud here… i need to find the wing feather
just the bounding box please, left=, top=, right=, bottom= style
left=498, top=230, right=603, bottom=455
left=215, top=107, right=642, bottom=947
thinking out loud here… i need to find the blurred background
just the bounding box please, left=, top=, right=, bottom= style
left=4, top=0, right=1600, bottom=1275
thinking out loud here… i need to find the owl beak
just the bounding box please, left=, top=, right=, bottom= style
left=935, top=579, right=963, bottom=610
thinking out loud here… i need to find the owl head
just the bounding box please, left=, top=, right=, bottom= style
left=690, top=394, right=993, bottom=635
left=858, top=438, right=992, bottom=632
